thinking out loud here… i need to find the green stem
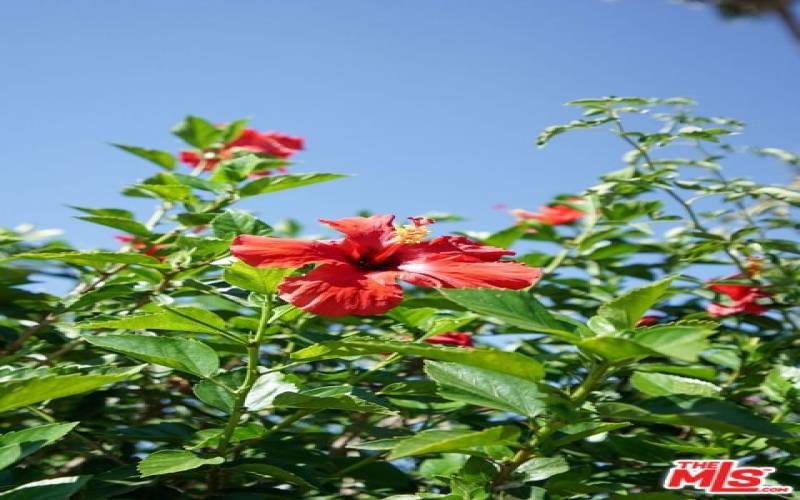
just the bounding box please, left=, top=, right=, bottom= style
left=216, top=297, right=272, bottom=457
left=543, top=201, right=598, bottom=275
left=492, top=361, right=610, bottom=490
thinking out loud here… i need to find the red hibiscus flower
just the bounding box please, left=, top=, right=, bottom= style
left=706, top=274, right=771, bottom=317
left=231, top=215, right=541, bottom=317
left=510, top=198, right=586, bottom=226
left=179, top=128, right=304, bottom=175
left=115, top=235, right=167, bottom=261
left=424, top=332, right=473, bottom=347
left=636, top=315, right=661, bottom=327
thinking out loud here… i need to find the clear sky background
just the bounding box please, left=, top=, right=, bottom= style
left=1, top=0, right=799, bottom=250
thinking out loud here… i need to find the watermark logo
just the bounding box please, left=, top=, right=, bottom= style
left=663, top=460, right=793, bottom=495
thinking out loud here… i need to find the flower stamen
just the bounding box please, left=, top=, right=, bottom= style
left=394, top=216, right=435, bottom=244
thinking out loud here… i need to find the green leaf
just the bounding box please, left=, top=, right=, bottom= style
left=193, top=371, right=243, bottom=413
left=517, top=456, right=569, bottom=482
left=632, top=321, right=717, bottom=363
left=239, top=173, right=347, bottom=198
left=387, top=426, right=520, bottom=460
left=386, top=307, right=438, bottom=329
left=292, top=337, right=544, bottom=381
left=764, top=365, right=800, bottom=401
left=630, top=372, right=721, bottom=397
left=219, top=119, right=249, bottom=143
left=76, top=306, right=227, bottom=335
left=130, top=183, right=193, bottom=202
left=235, top=464, right=315, bottom=490
left=597, top=277, right=675, bottom=330
left=188, top=422, right=265, bottom=449
left=245, top=373, right=298, bottom=411
left=0, top=422, right=78, bottom=470
left=0, top=367, right=142, bottom=413
left=536, top=117, right=615, bottom=147
left=438, top=289, right=578, bottom=341
left=2, top=251, right=161, bottom=268
left=210, top=154, right=287, bottom=183
left=272, top=391, right=395, bottom=415
left=69, top=206, right=134, bottom=219
left=351, top=437, right=409, bottom=450
left=223, top=260, right=293, bottom=294
left=647, top=440, right=728, bottom=456
left=137, top=449, right=224, bottom=477
left=424, top=361, right=548, bottom=417
left=84, top=335, right=219, bottom=377
left=112, top=144, right=176, bottom=170
left=578, top=337, right=659, bottom=362
left=483, top=226, right=526, bottom=248
left=545, top=422, right=632, bottom=451
left=172, top=116, right=222, bottom=149
left=211, top=210, right=272, bottom=240
left=77, top=216, right=151, bottom=237
left=635, top=363, right=717, bottom=381
left=597, top=396, right=790, bottom=437
left=0, top=476, right=91, bottom=499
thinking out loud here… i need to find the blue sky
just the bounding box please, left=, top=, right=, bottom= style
left=1, top=0, right=798, bottom=249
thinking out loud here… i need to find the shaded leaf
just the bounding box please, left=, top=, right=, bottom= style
left=517, top=456, right=569, bottom=482
left=0, top=422, right=78, bottom=471
left=387, top=426, right=520, bottom=460
left=438, top=288, right=578, bottom=341
left=76, top=306, right=227, bottom=335
left=0, top=476, right=90, bottom=499
left=273, top=392, right=395, bottom=415
left=0, top=367, right=142, bottom=413
left=630, top=372, right=721, bottom=397
left=84, top=335, right=219, bottom=377
left=292, top=337, right=544, bottom=381
left=137, top=449, right=223, bottom=477
left=597, top=396, right=790, bottom=437
left=424, top=361, right=548, bottom=417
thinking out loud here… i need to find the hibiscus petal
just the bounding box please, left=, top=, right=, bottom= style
left=231, top=235, right=346, bottom=268
left=707, top=298, right=768, bottom=317
left=708, top=273, right=772, bottom=304
left=278, top=264, right=403, bottom=316
left=179, top=151, right=203, bottom=166
left=391, top=235, right=514, bottom=265
left=397, top=255, right=541, bottom=290
left=228, top=129, right=303, bottom=159
left=432, top=236, right=515, bottom=261
left=319, top=215, right=397, bottom=259
left=708, top=283, right=758, bottom=301
left=424, top=332, right=473, bottom=347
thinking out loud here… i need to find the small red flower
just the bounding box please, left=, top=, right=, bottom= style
left=706, top=274, right=771, bottom=317
left=424, top=332, right=473, bottom=347
left=636, top=315, right=660, bottom=327
left=510, top=198, right=586, bottom=226
left=115, top=235, right=167, bottom=261
left=179, top=127, right=304, bottom=175
left=231, top=215, right=541, bottom=317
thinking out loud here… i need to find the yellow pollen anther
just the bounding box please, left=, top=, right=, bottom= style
left=745, top=256, right=763, bottom=278
left=394, top=224, right=430, bottom=244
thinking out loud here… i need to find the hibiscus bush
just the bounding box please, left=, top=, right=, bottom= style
left=1, top=97, right=799, bottom=499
